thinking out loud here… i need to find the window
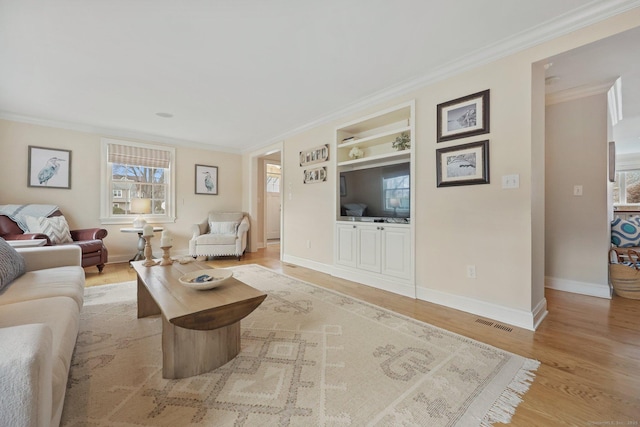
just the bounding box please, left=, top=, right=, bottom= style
left=266, top=163, right=281, bottom=193
left=383, top=173, right=409, bottom=215
left=614, top=170, right=640, bottom=205
left=100, top=138, right=175, bottom=224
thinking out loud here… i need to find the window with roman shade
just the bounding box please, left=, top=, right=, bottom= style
left=100, top=138, right=176, bottom=224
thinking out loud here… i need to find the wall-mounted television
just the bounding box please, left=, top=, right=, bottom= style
left=339, top=162, right=410, bottom=219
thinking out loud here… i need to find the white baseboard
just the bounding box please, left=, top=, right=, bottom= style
left=283, top=255, right=539, bottom=330
left=281, top=254, right=334, bottom=275
left=532, top=297, right=548, bottom=330
left=544, top=276, right=612, bottom=299
left=331, top=266, right=416, bottom=299
left=416, top=286, right=539, bottom=331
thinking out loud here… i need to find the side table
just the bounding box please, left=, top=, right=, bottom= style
left=120, top=227, right=164, bottom=262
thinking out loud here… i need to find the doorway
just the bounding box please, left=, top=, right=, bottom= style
left=265, top=160, right=282, bottom=243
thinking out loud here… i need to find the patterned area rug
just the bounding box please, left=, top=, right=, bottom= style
left=61, top=264, right=539, bottom=426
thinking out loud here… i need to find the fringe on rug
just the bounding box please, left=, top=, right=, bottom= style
left=480, top=358, right=541, bottom=426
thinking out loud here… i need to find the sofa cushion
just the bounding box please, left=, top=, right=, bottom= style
left=0, top=266, right=85, bottom=310
left=62, top=239, right=103, bottom=253
left=25, top=215, right=73, bottom=244
left=611, top=216, right=640, bottom=247
left=208, top=212, right=243, bottom=224
left=0, top=237, right=26, bottom=290
left=0, top=296, right=80, bottom=427
left=0, top=323, right=53, bottom=427
left=196, top=233, right=237, bottom=245
left=209, top=221, right=239, bottom=235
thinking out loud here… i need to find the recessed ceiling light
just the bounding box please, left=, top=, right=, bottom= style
left=156, top=112, right=173, bottom=118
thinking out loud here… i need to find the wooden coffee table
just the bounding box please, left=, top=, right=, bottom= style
left=132, top=260, right=267, bottom=379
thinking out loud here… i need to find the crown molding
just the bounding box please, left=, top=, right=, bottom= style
left=545, top=80, right=614, bottom=105
left=0, top=112, right=242, bottom=154
left=244, top=0, right=640, bottom=153
left=3, top=1, right=640, bottom=155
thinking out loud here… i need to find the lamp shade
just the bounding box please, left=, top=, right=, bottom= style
left=130, top=198, right=152, bottom=214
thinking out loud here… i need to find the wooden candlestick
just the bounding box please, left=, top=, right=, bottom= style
left=142, top=235, right=157, bottom=267
left=160, top=246, right=173, bottom=266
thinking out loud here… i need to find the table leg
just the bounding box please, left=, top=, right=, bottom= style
left=137, top=279, right=161, bottom=318
left=162, top=317, right=241, bottom=379
left=130, top=232, right=146, bottom=262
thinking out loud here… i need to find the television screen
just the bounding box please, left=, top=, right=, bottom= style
left=340, top=162, right=410, bottom=219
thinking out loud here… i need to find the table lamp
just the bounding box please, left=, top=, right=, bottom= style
left=130, top=198, right=152, bottom=228
left=389, top=198, right=400, bottom=217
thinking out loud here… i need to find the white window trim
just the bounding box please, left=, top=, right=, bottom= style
left=100, top=138, right=176, bottom=225
left=382, top=174, right=410, bottom=214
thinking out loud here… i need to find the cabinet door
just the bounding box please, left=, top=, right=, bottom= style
left=381, top=227, right=411, bottom=279
left=357, top=226, right=381, bottom=273
left=336, top=225, right=357, bottom=268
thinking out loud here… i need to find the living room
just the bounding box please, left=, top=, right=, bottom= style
left=1, top=2, right=639, bottom=426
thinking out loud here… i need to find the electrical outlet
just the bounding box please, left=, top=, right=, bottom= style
left=573, top=185, right=583, bottom=196
left=306, top=240, right=311, bottom=249
left=466, top=265, right=476, bottom=279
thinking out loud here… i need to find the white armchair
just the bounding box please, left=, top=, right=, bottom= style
left=189, top=212, right=250, bottom=260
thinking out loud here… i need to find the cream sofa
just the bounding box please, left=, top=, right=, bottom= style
left=0, top=245, right=85, bottom=427
left=189, top=212, right=250, bottom=260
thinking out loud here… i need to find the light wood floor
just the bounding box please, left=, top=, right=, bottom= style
left=85, top=245, right=640, bottom=426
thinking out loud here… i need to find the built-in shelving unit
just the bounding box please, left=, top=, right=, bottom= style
left=336, top=105, right=412, bottom=167
left=333, top=101, right=416, bottom=297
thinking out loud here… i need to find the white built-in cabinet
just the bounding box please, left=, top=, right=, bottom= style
left=337, top=223, right=411, bottom=280
left=333, top=101, right=415, bottom=298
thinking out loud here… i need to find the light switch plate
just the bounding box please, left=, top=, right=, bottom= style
left=502, top=174, right=519, bottom=189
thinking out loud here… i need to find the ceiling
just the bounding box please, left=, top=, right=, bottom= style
left=1, top=1, right=639, bottom=153
left=544, top=25, right=640, bottom=154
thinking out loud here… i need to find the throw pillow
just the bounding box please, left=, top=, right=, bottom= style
left=343, top=203, right=367, bottom=217
left=209, top=221, right=239, bottom=235
left=0, top=237, right=26, bottom=290
left=25, top=215, right=74, bottom=244
left=611, top=216, right=640, bottom=247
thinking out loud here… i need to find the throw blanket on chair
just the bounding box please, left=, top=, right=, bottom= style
left=0, top=204, right=59, bottom=232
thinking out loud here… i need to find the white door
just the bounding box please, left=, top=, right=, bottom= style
left=266, top=163, right=281, bottom=240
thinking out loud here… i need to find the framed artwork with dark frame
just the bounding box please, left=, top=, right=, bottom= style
left=195, top=164, right=218, bottom=195
left=28, top=145, right=72, bottom=189
left=436, top=140, right=490, bottom=187
left=437, top=89, right=490, bottom=142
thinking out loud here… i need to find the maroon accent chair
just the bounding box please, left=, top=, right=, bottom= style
left=0, top=210, right=108, bottom=272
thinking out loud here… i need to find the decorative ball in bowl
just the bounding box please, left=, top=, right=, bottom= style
left=178, top=269, right=233, bottom=290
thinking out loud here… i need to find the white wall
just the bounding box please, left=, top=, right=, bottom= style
left=545, top=94, right=611, bottom=298
left=2, top=8, right=638, bottom=329
left=263, top=9, right=640, bottom=330
left=0, top=119, right=244, bottom=262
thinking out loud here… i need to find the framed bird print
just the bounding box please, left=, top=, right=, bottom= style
left=195, top=164, right=218, bottom=195
left=28, top=146, right=71, bottom=189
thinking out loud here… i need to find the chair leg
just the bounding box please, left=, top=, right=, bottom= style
left=97, top=264, right=105, bottom=273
